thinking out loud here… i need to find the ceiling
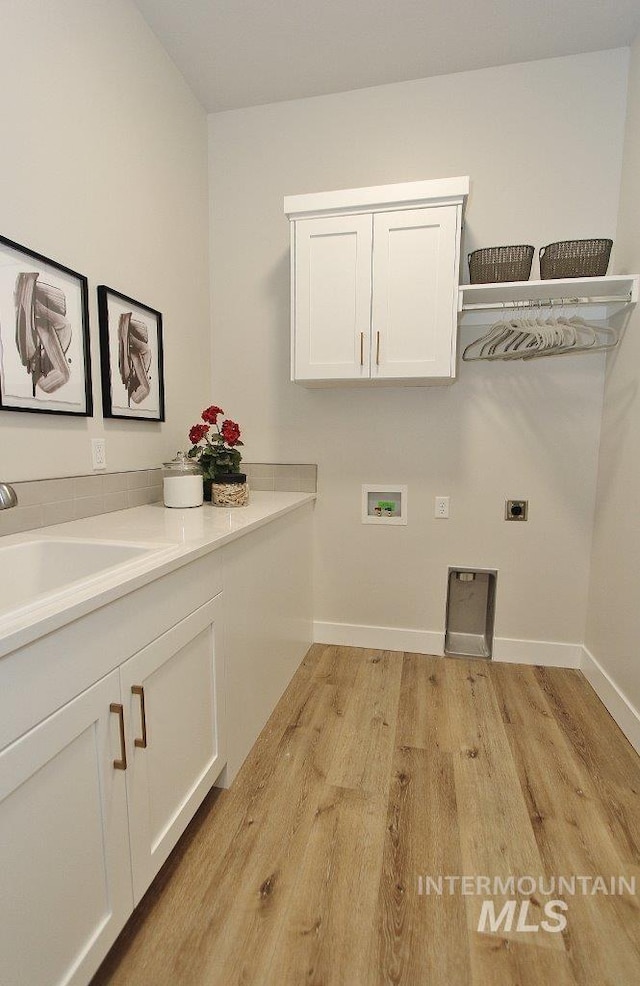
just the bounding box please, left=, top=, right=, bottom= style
left=133, top=0, right=640, bottom=112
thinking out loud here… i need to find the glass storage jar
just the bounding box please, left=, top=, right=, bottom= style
left=162, top=452, right=203, bottom=508
left=211, top=473, right=249, bottom=507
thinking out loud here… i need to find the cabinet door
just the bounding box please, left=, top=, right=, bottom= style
left=0, top=671, right=132, bottom=986
left=293, top=214, right=372, bottom=380
left=372, top=206, right=459, bottom=379
left=120, top=594, right=226, bottom=903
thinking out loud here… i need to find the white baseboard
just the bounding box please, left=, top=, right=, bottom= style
left=313, top=621, right=444, bottom=655
left=493, top=637, right=582, bottom=669
left=580, top=647, right=640, bottom=755
left=313, top=622, right=580, bottom=668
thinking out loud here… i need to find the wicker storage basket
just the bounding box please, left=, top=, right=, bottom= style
left=539, top=239, right=613, bottom=279
left=468, top=245, right=534, bottom=284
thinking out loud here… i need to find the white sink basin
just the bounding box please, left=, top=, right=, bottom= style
left=0, top=538, right=167, bottom=615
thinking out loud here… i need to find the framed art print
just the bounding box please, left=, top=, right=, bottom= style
left=0, top=234, right=92, bottom=416
left=98, top=286, right=165, bottom=421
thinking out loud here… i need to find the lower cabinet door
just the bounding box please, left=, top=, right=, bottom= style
left=0, top=670, right=133, bottom=986
left=120, top=594, right=226, bottom=903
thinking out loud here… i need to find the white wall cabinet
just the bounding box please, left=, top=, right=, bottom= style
left=285, top=177, right=468, bottom=385
left=293, top=212, right=372, bottom=381
left=0, top=593, right=225, bottom=986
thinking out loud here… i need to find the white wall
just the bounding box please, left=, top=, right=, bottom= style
left=0, top=0, right=211, bottom=480
left=586, top=34, right=640, bottom=708
left=209, top=50, right=628, bottom=647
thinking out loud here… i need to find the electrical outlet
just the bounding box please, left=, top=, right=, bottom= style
left=505, top=499, right=528, bottom=521
left=435, top=496, right=450, bottom=519
left=91, top=438, right=107, bottom=471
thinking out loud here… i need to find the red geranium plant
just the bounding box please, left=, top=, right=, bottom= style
left=187, top=404, right=244, bottom=480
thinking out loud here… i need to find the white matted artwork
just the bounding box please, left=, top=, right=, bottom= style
left=0, top=234, right=92, bottom=416
left=98, top=285, right=165, bottom=421
left=361, top=485, right=408, bottom=525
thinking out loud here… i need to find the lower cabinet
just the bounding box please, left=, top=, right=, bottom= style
left=0, top=670, right=132, bottom=986
left=0, top=593, right=225, bottom=986
left=121, top=594, right=226, bottom=904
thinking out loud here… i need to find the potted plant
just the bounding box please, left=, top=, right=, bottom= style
left=187, top=404, right=247, bottom=504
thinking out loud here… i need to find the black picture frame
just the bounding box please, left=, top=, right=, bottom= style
left=97, top=286, right=165, bottom=422
left=0, top=233, right=92, bottom=416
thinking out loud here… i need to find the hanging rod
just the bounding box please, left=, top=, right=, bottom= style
left=460, top=293, right=634, bottom=313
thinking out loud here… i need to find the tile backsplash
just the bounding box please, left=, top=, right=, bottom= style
left=1, top=469, right=164, bottom=537
left=243, top=462, right=317, bottom=494
left=1, top=463, right=317, bottom=537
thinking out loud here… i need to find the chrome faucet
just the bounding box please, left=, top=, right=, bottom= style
left=0, top=483, right=18, bottom=509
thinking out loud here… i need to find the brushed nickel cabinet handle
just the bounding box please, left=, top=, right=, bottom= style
left=376, top=331, right=380, bottom=366
left=132, top=685, right=148, bottom=749
left=360, top=331, right=364, bottom=367
left=110, top=703, right=127, bottom=770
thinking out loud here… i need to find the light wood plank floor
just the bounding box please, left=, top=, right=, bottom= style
left=92, top=646, right=640, bottom=986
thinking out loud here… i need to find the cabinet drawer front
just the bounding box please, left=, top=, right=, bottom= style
left=0, top=671, right=132, bottom=986
left=294, top=214, right=372, bottom=380
left=372, top=206, right=459, bottom=378
left=120, top=594, right=226, bottom=903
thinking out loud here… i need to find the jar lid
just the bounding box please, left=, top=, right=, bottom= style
left=214, top=473, right=247, bottom=484
left=163, top=451, right=203, bottom=475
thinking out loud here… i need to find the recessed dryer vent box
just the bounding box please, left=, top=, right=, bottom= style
left=362, top=485, right=407, bottom=525
left=445, top=568, right=497, bottom=659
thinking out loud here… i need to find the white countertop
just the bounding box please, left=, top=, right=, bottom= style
left=0, top=491, right=315, bottom=658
